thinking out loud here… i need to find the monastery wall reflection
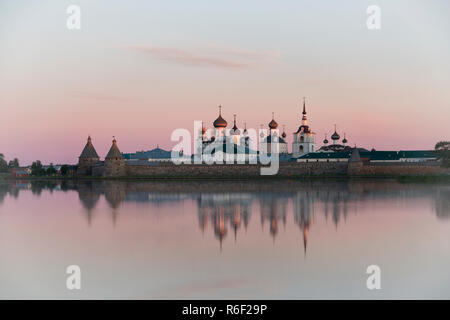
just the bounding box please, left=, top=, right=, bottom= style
left=1, top=180, right=449, bottom=253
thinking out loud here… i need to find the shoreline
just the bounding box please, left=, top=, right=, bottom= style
left=2, top=174, right=450, bottom=183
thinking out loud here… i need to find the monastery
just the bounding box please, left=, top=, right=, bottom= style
left=76, top=100, right=440, bottom=177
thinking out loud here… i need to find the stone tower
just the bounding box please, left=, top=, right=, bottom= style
left=347, top=147, right=363, bottom=175
left=77, top=136, right=100, bottom=175
left=292, top=98, right=316, bottom=158
left=104, top=137, right=126, bottom=177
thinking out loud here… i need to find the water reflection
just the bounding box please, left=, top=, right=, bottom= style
left=1, top=179, right=450, bottom=253
left=198, top=193, right=253, bottom=250
left=435, top=188, right=450, bottom=219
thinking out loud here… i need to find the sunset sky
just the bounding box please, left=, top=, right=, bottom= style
left=1, top=0, right=449, bottom=165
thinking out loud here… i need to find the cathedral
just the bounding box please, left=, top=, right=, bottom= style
left=316, top=125, right=352, bottom=153
left=197, top=105, right=301, bottom=161
left=196, top=106, right=259, bottom=163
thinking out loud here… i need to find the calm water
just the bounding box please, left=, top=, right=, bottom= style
left=0, top=179, right=449, bottom=299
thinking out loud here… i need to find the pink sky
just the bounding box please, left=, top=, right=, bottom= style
left=0, top=1, right=449, bottom=165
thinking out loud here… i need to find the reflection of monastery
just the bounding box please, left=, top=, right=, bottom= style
left=76, top=100, right=441, bottom=177
left=2, top=180, right=450, bottom=254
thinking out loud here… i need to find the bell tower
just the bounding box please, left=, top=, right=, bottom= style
left=292, top=98, right=316, bottom=158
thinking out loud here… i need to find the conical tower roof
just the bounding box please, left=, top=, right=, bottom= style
left=79, top=136, right=99, bottom=159
left=349, top=147, right=361, bottom=162
left=106, top=137, right=123, bottom=159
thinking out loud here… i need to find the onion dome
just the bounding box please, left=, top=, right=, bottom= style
left=331, top=125, right=340, bottom=141
left=281, top=125, right=286, bottom=139
left=323, top=134, right=329, bottom=144
left=243, top=122, right=248, bottom=135
left=342, top=133, right=348, bottom=144
left=259, top=124, right=265, bottom=138
left=268, top=112, right=278, bottom=129
left=106, top=137, right=123, bottom=159
left=231, top=114, right=240, bottom=135
left=213, top=106, right=227, bottom=128
left=79, top=136, right=99, bottom=159
left=331, top=131, right=340, bottom=140
left=268, top=119, right=278, bottom=129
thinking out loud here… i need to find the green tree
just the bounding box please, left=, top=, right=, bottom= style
left=435, top=141, right=450, bottom=168
left=31, top=160, right=45, bottom=176
left=435, top=141, right=450, bottom=151
left=60, top=165, right=69, bottom=176
left=46, top=163, right=57, bottom=176
left=8, top=158, right=19, bottom=168
left=0, top=153, right=8, bottom=172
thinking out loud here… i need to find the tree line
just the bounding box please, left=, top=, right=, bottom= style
left=0, top=154, right=70, bottom=176
left=30, top=161, right=70, bottom=176
left=0, top=154, right=19, bottom=172
left=435, top=141, right=450, bottom=168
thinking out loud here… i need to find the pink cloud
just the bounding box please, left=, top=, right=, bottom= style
left=206, top=45, right=282, bottom=61
left=130, top=46, right=252, bottom=69
left=69, top=91, right=129, bottom=103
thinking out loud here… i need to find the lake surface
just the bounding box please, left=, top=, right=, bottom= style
left=1, top=179, right=449, bottom=299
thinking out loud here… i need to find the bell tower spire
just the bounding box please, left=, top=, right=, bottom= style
left=302, top=97, right=307, bottom=115
left=301, top=97, right=308, bottom=125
